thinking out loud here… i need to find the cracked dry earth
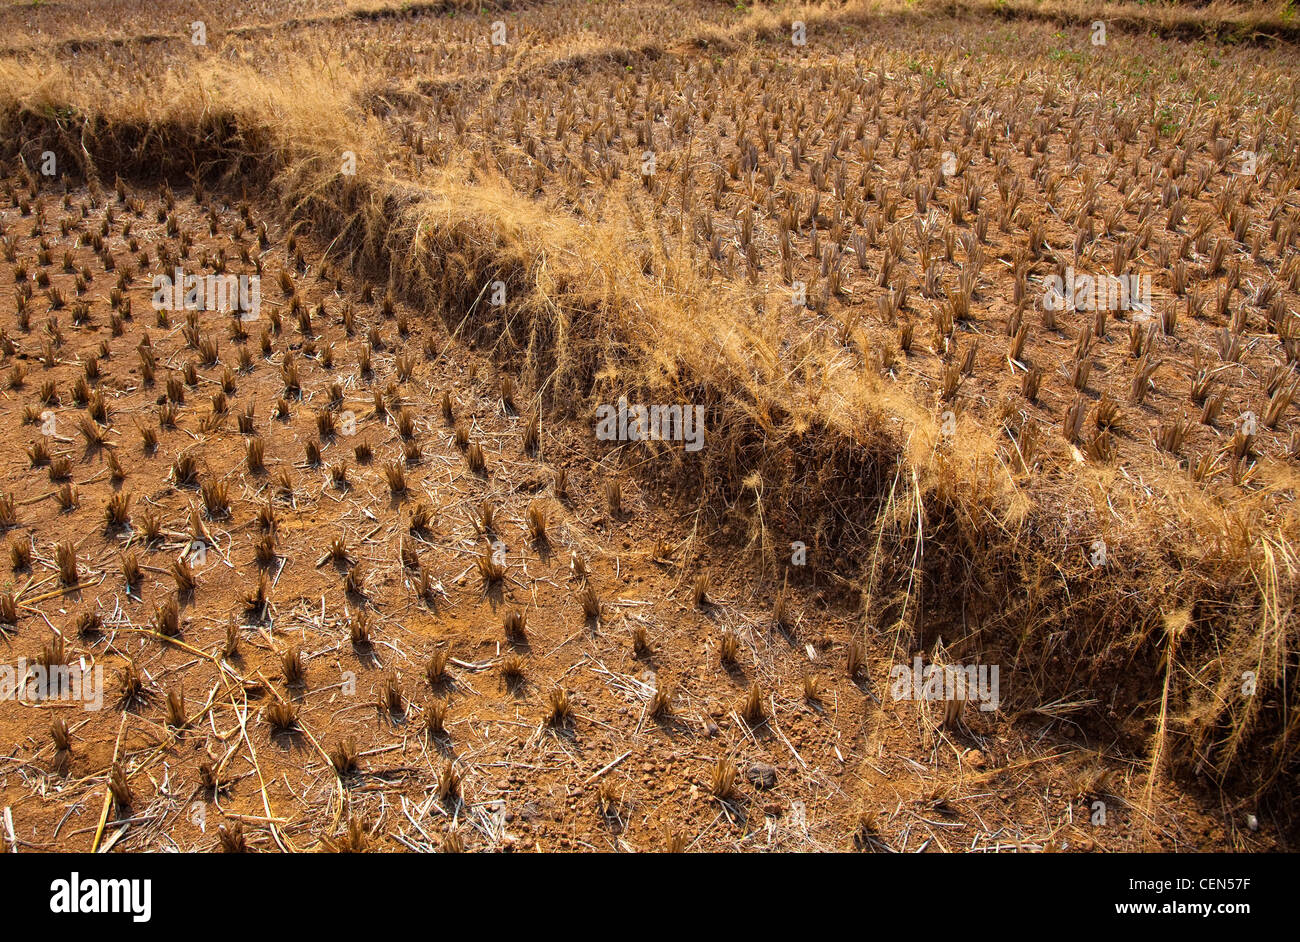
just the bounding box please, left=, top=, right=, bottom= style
left=0, top=178, right=1237, bottom=853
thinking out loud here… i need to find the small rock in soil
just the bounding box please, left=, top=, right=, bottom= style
left=748, top=762, right=778, bottom=790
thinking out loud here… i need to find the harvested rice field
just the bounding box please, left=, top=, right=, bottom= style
left=0, top=0, right=1296, bottom=860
